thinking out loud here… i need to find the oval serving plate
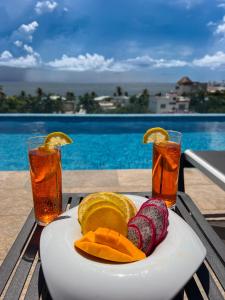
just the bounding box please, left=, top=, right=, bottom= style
left=40, top=194, right=206, bottom=300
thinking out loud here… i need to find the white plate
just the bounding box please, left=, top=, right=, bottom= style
left=40, top=194, right=206, bottom=300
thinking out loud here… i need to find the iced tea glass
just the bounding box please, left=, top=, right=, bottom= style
left=28, top=136, right=62, bottom=226
left=152, top=130, right=181, bottom=209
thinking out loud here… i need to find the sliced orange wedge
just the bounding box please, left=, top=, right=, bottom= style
left=44, top=132, right=73, bottom=148
left=143, top=127, right=169, bottom=144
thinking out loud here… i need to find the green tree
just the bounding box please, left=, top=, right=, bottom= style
left=0, top=86, right=6, bottom=99
left=116, top=86, right=123, bottom=96
left=66, top=91, right=75, bottom=101
left=79, top=93, right=102, bottom=113
left=91, top=91, right=97, bottom=99
left=36, top=87, right=44, bottom=98
left=20, top=90, right=26, bottom=98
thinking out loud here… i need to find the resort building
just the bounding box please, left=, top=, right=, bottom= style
left=176, top=76, right=207, bottom=95
left=94, top=95, right=130, bottom=111
left=149, top=93, right=190, bottom=113
left=94, top=96, right=117, bottom=111
left=112, top=95, right=130, bottom=107
left=207, top=85, right=225, bottom=93
left=62, top=100, right=76, bottom=113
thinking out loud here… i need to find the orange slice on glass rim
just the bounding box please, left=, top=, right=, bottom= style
left=143, top=127, right=169, bottom=144
left=44, top=132, right=73, bottom=148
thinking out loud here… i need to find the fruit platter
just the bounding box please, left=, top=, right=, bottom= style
left=75, top=192, right=169, bottom=262
left=40, top=193, right=206, bottom=300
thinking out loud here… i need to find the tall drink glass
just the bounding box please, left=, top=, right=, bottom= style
left=152, top=130, right=181, bottom=209
left=28, top=136, right=62, bottom=226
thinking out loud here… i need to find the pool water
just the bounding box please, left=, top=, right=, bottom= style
left=1, top=115, right=225, bottom=170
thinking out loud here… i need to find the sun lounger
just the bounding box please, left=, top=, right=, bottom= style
left=184, top=150, right=225, bottom=192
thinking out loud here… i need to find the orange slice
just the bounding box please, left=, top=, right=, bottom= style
left=143, top=127, right=169, bottom=144
left=81, top=205, right=127, bottom=236
left=44, top=132, right=73, bottom=148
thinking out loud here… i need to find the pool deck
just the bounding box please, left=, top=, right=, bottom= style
left=1, top=168, right=225, bottom=265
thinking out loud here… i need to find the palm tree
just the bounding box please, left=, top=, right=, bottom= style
left=36, top=87, right=44, bottom=98
left=91, top=91, right=97, bottom=99
left=142, top=88, right=149, bottom=98
left=0, top=86, right=6, bottom=99
left=66, top=91, right=75, bottom=101
left=116, top=86, right=123, bottom=96
left=20, top=90, right=26, bottom=98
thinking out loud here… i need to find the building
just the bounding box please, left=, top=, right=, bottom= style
left=94, top=96, right=116, bottom=111
left=149, top=93, right=190, bottom=113
left=62, top=101, right=75, bottom=113
left=176, top=76, right=207, bottom=95
left=207, top=85, right=225, bottom=93
left=94, top=95, right=130, bottom=111
left=112, top=95, right=130, bottom=107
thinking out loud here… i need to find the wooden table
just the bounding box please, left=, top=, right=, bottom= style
left=0, top=192, right=225, bottom=300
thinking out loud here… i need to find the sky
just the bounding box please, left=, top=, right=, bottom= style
left=0, top=0, right=225, bottom=82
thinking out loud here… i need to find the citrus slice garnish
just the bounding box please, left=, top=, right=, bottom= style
left=44, top=132, right=73, bottom=148
left=78, top=192, right=136, bottom=224
left=143, top=127, right=169, bottom=144
left=81, top=205, right=127, bottom=236
left=78, top=193, right=129, bottom=223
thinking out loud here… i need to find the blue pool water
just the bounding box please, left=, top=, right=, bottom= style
left=1, top=114, right=225, bottom=170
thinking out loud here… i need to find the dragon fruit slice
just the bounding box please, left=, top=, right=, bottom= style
left=138, top=203, right=166, bottom=245
left=128, top=215, right=156, bottom=255
left=147, top=198, right=169, bottom=232
left=127, top=224, right=142, bottom=249
left=141, top=198, right=168, bottom=219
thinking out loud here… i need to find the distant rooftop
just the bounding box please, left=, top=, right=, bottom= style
left=177, top=76, right=193, bottom=85
left=94, top=96, right=111, bottom=101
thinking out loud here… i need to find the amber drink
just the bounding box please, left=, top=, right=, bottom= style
left=152, top=131, right=181, bottom=208
left=28, top=137, right=62, bottom=226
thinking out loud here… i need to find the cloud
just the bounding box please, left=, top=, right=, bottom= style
left=218, top=3, right=225, bottom=8
left=14, top=40, right=23, bottom=47
left=47, top=53, right=114, bottom=71
left=0, top=49, right=225, bottom=71
left=19, top=21, right=39, bottom=34
left=120, top=56, right=189, bottom=70
left=13, top=21, right=39, bottom=42
left=0, top=51, right=13, bottom=60
left=218, top=0, right=225, bottom=8
left=0, top=50, right=39, bottom=68
left=35, top=1, right=58, bottom=14
left=47, top=53, right=189, bottom=72
left=192, top=51, right=225, bottom=68
left=215, top=16, right=225, bottom=35
left=24, top=44, right=34, bottom=54
left=170, top=0, right=202, bottom=9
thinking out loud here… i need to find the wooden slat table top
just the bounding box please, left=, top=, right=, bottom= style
left=0, top=192, right=224, bottom=300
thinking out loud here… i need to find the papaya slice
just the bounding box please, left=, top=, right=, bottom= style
left=75, top=228, right=146, bottom=263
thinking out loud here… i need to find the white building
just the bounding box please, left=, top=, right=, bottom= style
left=176, top=76, right=207, bottom=95
left=94, top=96, right=116, bottom=111
left=149, top=93, right=190, bottom=113
left=207, top=85, right=225, bottom=93
left=94, top=95, right=130, bottom=111
left=112, top=95, right=130, bottom=106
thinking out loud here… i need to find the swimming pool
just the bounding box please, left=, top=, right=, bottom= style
left=1, top=114, right=225, bottom=170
